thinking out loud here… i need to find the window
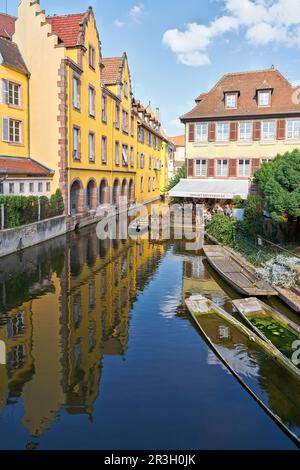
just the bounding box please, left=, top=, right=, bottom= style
left=195, top=160, right=207, bottom=176
left=2, top=80, right=21, bottom=106
left=101, top=136, right=107, bottom=163
left=258, top=91, right=271, bottom=107
left=115, top=141, right=120, bottom=165
left=140, top=153, right=145, bottom=169
left=19, top=182, right=24, bottom=194
left=124, top=80, right=128, bottom=98
left=225, top=93, right=237, bottom=109
left=38, top=182, right=43, bottom=192
left=149, top=155, right=152, bottom=169
left=262, top=121, right=275, bottom=140
left=102, top=95, right=107, bottom=122
left=73, top=127, right=80, bottom=160
left=88, top=132, right=95, bottom=162
left=287, top=120, right=300, bottom=140
left=238, top=159, right=251, bottom=177
left=140, top=177, right=144, bottom=193
left=122, top=110, right=128, bottom=133
left=130, top=146, right=134, bottom=167
left=153, top=177, right=156, bottom=191
left=89, top=45, right=96, bottom=69
left=72, top=76, right=80, bottom=109
left=88, top=86, right=95, bottom=117
left=0, top=183, right=3, bottom=194
left=2, top=118, right=22, bottom=144
left=239, top=122, right=253, bottom=140
left=29, top=182, right=34, bottom=193
left=148, top=131, right=152, bottom=146
left=138, top=126, right=144, bottom=143
left=216, top=159, right=228, bottom=176
left=46, top=182, right=51, bottom=192
left=148, top=177, right=151, bottom=192
left=9, top=183, right=14, bottom=194
left=196, top=123, right=208, bottom=142
left=217, top=123, right=229, bottom=141
left=115, top=104, right=120, bottom=129
left=122, top=144, right=128, bottom=166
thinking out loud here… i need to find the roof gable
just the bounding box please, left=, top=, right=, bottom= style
left=0, top=13, right=16, bottom=40
left=181, top=69, right=300, bottom=121
left=0, top=37, right=29, bottom=75
left=101, top=56, right=124, bottom=85
left=47, top=13, right=85, bottom=48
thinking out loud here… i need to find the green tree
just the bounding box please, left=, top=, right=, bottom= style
left=254, top=149, right=300, bottom=222
left=242, top=195, right=264, bottom=237
left=207, top=214, right=237, bottom=245
left=165, top=165, right=186, bottom=203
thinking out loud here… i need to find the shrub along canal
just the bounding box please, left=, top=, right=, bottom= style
left=0, top=224, right=299, bottom=450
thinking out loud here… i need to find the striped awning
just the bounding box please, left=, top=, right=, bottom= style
left=169, top=179, right=249, bottom=200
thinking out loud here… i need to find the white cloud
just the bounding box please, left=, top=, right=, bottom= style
left=114, top=19, right=125, bottom=28
left=163, top=0, right=300, bottom=66
left=129, top=3, right=144, bottom=19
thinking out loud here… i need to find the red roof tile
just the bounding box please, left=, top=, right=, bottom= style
left=0, top=157, right=53, bottom=176
left=170, top=135, right=185, bottom=147
left=47, top=13, right=85, bottom=48
left=0, top=13, right=16, bottom=40
left=101, top=57, right=123, bottom=85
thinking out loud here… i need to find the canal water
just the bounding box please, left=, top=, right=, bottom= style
left=0, top=223, right=299, bottom=450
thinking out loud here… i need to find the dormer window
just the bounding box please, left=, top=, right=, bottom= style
left=225, top=93, right=238, bottom=109
left=258, top=90, right=271, bottom=107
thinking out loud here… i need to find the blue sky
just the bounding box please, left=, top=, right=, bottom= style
left=6, top=0, right=300, bottom=136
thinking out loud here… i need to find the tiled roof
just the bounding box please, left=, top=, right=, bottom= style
left=47, top=13, right=85, bottom=48
left=0, top=37, right=29, bottom=75
left=0, top=13, right=16, bottom=40
left=181, top=68, right=300, bottom=121
left=101, top=57, right=123, bottom=85
left=0, top=157, right=54, bottom=176
left=170, top=135, right=185, bottom=147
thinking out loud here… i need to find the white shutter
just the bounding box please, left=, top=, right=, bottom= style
left=2, top=117, right=9, bottom=142
left=2, top=79, right=8, bottom=104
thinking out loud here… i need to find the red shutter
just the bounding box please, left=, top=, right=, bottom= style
left=188, top=159, right=194, bottom=177
left=251, top=158, right=260, bottom=176
left=208, top=122, right=216, bottom=142
left=277, top=120, right=286, bottom=140
left=253, top=121, right=261, bottom=141
left=229, top=159, right=237, bottom=177
left=189, top=124, right=195, bottom=142
left=207, top=159, right=215, bottom=177
left=230, top=122, right=238, bottom=141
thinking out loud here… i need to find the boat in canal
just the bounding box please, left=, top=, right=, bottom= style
left=233, top=297, right=300, bottom=376
left=185, top=294, right=300, bottom=446
left=203, top=245, right=277, bottom=296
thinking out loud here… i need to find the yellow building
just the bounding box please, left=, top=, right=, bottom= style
left=11, top=1, right=171, bottom=227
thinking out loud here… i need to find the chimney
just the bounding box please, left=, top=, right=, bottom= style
left=155, top=107, right=160, bottom=122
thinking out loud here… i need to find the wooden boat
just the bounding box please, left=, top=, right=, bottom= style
left=185, top=294, right=300, bottom=446
left=275, top=286, right=300, bottom=314
left=203, top=245, right=277, bottom=296
left=233, top=297, right=300, bottom=377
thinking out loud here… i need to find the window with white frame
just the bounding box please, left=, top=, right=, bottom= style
left=130, top=146, right=134, bottom=167
left=101, top=136, right=107, bottom=163
left=196, top=123, right=208, bottom=142
left=122, top=144, right=128, bottom=166
left=239, top=122, right=253, bottom=140
left=88, top=132, right=95, bottom=161
left=225, top=93, right=237, bottom=109
left=46, top=182, right=51, bottom=192
left=217, top=123, right=229, bottom=141
left=115, top=104, right=120, bottom=129
left=287, top=120, right=300, bottom=140
left=258, top=91, right=271, bottom=107
left=9, top=183, right=14, bottom=194
left=2, top=118, right=22, bottom=144
left=115, top=141, right=120, bottom=165
left=38, top=182, right=43, bottom=192
left=238, top=159, right=251, bottom=177
left=216, top=159, right=228, bottom=176
left=29, top=182, right=34, bottom=193
left=262, top=121, right=275, bottom=140
left=72, top=76, right=80, bottom=109
left=19, top=182, right=24, bottom=194
left=195, top=159, right=207, bottom=176
left=88, top=86, right=95, bottom=117
left=73, top=127, right=80, bottom=160
left=102, top=95, right=107, bottom=122
left=2, top=79, right=21, bottom=106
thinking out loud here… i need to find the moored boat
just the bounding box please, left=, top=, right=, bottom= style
left=233, top=297, right=300, bottom=376
left=185, top=294, right=300, bottom=446
left=203, top=245, right=277, bottom=296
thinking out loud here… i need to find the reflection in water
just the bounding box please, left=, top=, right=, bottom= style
left=0, top=230, right=166, bottom=438
left=0, top=228, right=299, bottom=449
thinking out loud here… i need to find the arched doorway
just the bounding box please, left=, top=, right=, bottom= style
left=70, top=179, right=84, bottom=215
left=86, top=179, right=98, bottom=210
left=129, top=179, right=135, bottom=203
left=121, top=179, right=128, bottom=199
left=112, top=179, right=120, bottom=205
left=99, top=179, right=109, bottom=205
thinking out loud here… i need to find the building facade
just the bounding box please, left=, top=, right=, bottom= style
left=176, top=68, right=300, bottom=200
left=1, top=0, right=171, bottom=228
left=169, top=135, right=185, bottom=177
